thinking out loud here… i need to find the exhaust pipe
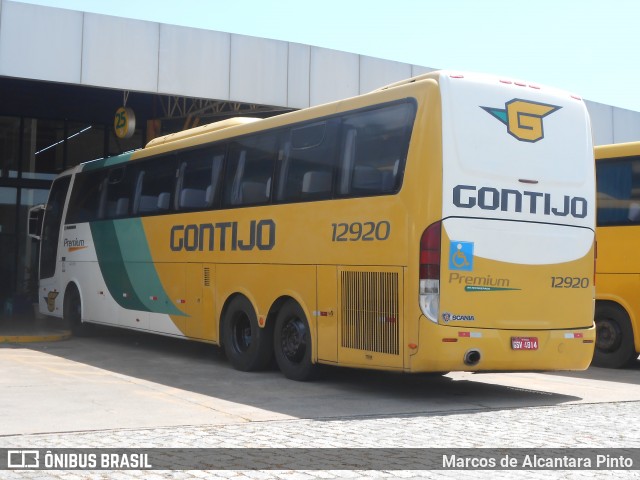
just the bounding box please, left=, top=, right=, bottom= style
left=463, top=349, right=481, bottom=366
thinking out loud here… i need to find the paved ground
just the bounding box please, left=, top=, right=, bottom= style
left=1, top=314, right=639, bottom=479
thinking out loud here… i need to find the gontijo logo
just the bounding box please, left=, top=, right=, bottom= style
left=481, top=99, right=561, bottom=143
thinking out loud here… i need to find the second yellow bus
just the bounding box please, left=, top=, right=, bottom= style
left=594, top=141, right=640, bottom=367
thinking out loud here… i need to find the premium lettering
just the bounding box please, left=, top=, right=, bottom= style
left=449, top=272, right=510, bottom=287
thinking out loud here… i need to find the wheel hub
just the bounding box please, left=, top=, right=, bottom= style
left=232, top=314, right=252, bottom=352
left=281, top=318, right=306, bottom=362
left=596, top=318, right=622, bottom=352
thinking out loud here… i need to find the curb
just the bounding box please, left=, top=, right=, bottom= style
left=0, top=331, right=72, bottom=343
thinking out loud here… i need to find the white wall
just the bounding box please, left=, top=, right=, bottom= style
left=586, top=101, right=640, bottom=145
left=0, top=1, right=83, bottom=83
left=0, top=0, right=434, bottom=110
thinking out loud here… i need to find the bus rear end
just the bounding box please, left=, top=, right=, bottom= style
left=416, top=72, right=595, bottom=372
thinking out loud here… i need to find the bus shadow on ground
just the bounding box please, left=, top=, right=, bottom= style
left=544, top=356, right=640, bottom=385
left=20, top=325, right=584, bottom=421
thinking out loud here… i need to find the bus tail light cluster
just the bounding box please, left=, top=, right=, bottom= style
left=419, top=221, right=442, bottom=323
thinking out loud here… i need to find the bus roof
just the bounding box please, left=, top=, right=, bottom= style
left=145, top=117, right=262, bottom=149
left=595, top=141, right=640, bottom=160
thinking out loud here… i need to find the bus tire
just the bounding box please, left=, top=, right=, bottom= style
left=221, top=296, right=273, bottom=372
left=64, top=284, right=91, bottom=337
left=274, top=301, right=317, bottom=381
left=592, top=303, right=637, bottom=368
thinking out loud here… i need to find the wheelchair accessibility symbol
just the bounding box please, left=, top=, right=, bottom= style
left=449, top=241, right=474, bottom=271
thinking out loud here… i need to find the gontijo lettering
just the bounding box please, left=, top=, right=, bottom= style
left=170, top=219, right=276, bottom=252
left=453, top=185, right=587, bottom=218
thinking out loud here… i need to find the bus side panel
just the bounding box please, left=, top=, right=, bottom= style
left=336, top=266, right=404, bottom=370
left=316, top=265, right=338, bottom=363
left=595, top=145, right=640, bottom=359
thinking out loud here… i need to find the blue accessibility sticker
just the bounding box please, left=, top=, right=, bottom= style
left=449, top=241, right=474, bottom=271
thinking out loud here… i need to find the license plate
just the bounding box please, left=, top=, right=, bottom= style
left=511, top=336, right=538, bottom=350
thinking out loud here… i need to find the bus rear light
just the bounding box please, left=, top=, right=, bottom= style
left=419, top=221, right=442, bottom=323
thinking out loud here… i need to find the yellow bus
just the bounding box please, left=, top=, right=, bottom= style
left=29, top=71, right=596, bottom=380
left=594, top=141, right=640, bottom=367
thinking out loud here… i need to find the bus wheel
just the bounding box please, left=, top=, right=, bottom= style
left=274, top=301, right=317, bottom=381
left=592, top=303, right=637, bottom=368
left=64, top=285, right=91, bottom=336
left=221, top=296, right=273, bottom=371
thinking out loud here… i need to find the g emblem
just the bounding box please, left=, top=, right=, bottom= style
left=482, top=99, right=561, bottom=143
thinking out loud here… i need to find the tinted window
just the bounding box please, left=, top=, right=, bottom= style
left=223, top=133, right=278, bottom=207
left=102, top=166, right=135, bottom=218
left=133, top=157, right=177, bottom=215
left=66, top=170, right=106, bottom=224
left=277, top=121, right=339, bottom=202
left=337, top=102, right=415, bottom=196
left=176, top=147, right=225, bottom=211
left=597, top=157, right=640, bottom=226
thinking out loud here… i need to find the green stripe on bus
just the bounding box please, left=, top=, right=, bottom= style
left=90, top=219, right=186, bottom=316
left=82, top=152, right=133, bottom=171
left=90, top=220, right=147, bottom=311
left=113, top=219, right=186, bottom=316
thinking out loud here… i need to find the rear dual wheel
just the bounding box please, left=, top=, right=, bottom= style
left=274, top=301, right=317, bottom=381
left=221, top=296, right=273, bottom=371
left=221, top=296, right=317, bottom=380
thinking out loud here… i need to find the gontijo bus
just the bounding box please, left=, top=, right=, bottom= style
left=593, top=141, right=640, bottom=368
left=28, top=71, right=596, bottom=380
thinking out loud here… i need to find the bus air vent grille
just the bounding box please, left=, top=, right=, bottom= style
left=203, top=267, right=211, bottom=287
left=340, top=271, right=399, bottom=355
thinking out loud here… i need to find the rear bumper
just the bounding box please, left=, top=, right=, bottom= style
left=410, top=316, right=595, bottom=372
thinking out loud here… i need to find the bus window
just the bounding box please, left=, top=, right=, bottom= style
left=66, top=170, right=106, bottom=224
left=104, top=167, right=134, bottom=218
left=132, top=157, right=177, bottom=215
left=177, top=147, right=225, bottom=211
left=338, top=102, right=414, bottom=196
left=277, top=121, right=338, bottom=202
left=223, top=133, right=278, bottom=207
left=596, top=158, right=640, bottom=225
